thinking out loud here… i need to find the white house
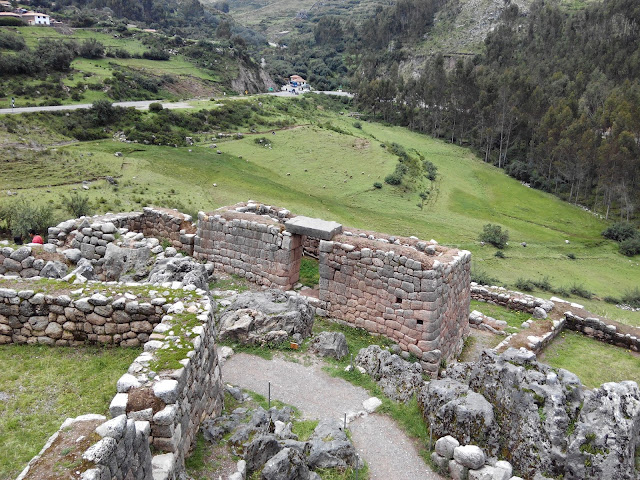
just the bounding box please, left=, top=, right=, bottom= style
left=21, top=11, right=50, bottom=25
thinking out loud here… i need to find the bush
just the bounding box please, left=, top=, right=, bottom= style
left=78, top=38, right=104, bottom=59
left=494, top=250, right=505, bottom=258
left=471, top=266, right=498, bottom=286
left=569, top=283, right=593, bottom=299
left=621, top=288, right=640, bottom=308
left=353, top=121, right=362, bottom=129
left=602, top=222, right=637, bottom=242
left=0, top=199, right=54, bottom=239
left=0, top=31, right=26, bottom=51
left=567, top=253, right=576, bottom=260
left=149, top=102, right=163, bottom=112
left=515, top=278, right=535, bottom=292
left=532, top=276, right=553, bottom=292
left=142, top=49, right=170, bottom=61
left=373, top=182, right=382, bottom=189
left=479, top=224, right=509, bottom=249
left=61, top=192, right=93, bottom=218
left=603, top=295, right=620, bottom=304
left=619, top=236, right=640, bottom=257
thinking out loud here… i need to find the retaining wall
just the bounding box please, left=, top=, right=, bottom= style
left=194, top=211, right=302, bottom=289
left=0, top=245, right=69, bottom=278
left=470, top=284, right=553, bottom=313
left=316, top=237, right=471, bottom=373
left=12, top=279, right=224, bottom=480
left=0, top=287, right=164, bottom=347
left=565, top=312, right=640, bottom=351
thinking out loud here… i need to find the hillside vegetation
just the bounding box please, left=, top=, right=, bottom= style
left=0, top=95, right=638, bottom=327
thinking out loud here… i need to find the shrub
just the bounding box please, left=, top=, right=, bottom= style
left=494, top=250, right=505, bottom=258
left=567, top=253, right=576, bottom=260
left=471, top=266, right=498, bottom=286
left=384, top=171, right=403, bottom=185
left=621, top=288, right=640, bottom=308
left=619, top=236, right=640, bottom=257
left=149, top=102, right=163, bottom=112
left=602, top=222, right=637, bottom=242
left=373, top=182, right=382, bottom=189
left=61, top=192, right=93, bottom=218
left=603, top=296, right=620, bottom=304
left=142, top=49, right=170, bottom=60
left=569, top=283, right=593, bottom=299
left=532, top=276, right=553, bottom=292
left=0, top=199, right=55, bottom=238
left=353, top=121, right=362, bottom=129
left=479, top=224, right=509, bottom=249
left=0, top=31, right=26, bottom=51
left=78, top=38, right=105, bottom=59
left=515, top=278, right=535, bottom=292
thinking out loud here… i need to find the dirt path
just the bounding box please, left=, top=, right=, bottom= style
left=223, top=353, right=443, bottom=480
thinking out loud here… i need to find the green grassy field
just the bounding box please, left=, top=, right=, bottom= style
left=0, top=345, right=141, bottom=480
left=1, top=96, right=639, bottom=327
left=539, top=331, right=640, bottom=388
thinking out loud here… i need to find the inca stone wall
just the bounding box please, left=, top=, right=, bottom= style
left=17, top=414, right=153, bottom=480
left=316, top=236, right=471, bottom=374
left=48, top=207, right=196, bottom=256
left=194, top=210, right=302, bottom=289
left=565, top=311, right=640, bottom=351
left=0, top=286, right=164, bottom=347
left=0, top=244, right=69, bottom=279
left=14, top=281, right=224, bottom=480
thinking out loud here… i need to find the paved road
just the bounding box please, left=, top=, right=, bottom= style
left=0, top=91, right=352, bottom=115
left=0, top=100, right=194, bottom=115
left=223, top=353, right=442, bottom=480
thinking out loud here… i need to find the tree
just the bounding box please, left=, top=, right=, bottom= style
left=479, top=224, right=509, bottom=248
left=78, top=38, right=105, bottom=59
left=91, top=100, right=116, bottom=126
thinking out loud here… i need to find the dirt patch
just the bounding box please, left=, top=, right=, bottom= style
left=457, top=329, right=503, bottom=363
left=127, top=387, right=165, bottom=415
left=21, top=419, right=101, bottom=480
left=163, top=76, right=218, bottom=99
left=353, top=138, right=370, bottom=150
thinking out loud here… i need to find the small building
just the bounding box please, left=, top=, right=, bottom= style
left=281, top=75, right=312, bottom=94
left=21, top=11, right=50, bottom=25
left=0, top=1, right=12, bottom=11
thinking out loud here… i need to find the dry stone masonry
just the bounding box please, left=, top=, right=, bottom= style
left=317, top=235, right=471, bottom=374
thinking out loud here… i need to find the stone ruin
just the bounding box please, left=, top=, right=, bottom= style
left=6, top=201, right=637, bottom=480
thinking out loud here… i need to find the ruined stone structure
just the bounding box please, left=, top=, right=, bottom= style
left=12, top=279, right=224, bottom=480
left=192, top=202, right=471, bottom=371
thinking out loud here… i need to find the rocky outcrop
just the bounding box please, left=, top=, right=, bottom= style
left=218, top=290, right=314, bottom=345
left=309, top=331, right=348, bottom=360
left=419, top=348, right=640, bottom=479
left=355, top=345, right=424, bottom=403
left=147, top=256, right=212, bottom=291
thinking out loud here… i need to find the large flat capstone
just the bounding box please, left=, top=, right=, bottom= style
left=284, top=216, right=342, bottom=240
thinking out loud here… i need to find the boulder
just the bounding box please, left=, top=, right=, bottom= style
left=309, top=331, right=348, bottom=359
left=418, top=349, right=591, bottom=479
left=453, top=445, right=485, bottom=469
left=40, top=261, right=68, bottom=279
left=219, top=291, right=313, bottom=345
left=565, top=381, right=640, bottom=480
left=356, top=345, right=424, bottom=403
left=435, top=435, right=460, bottom=460
left=307, top=419, right=360, bottom=469
left=147, top=256, right=210, bottom=290
left=63, top=248, right=82, bottom=264
left=261, top=447, right=311, bottom=480
left=244, top=434, right=282, bottom=474
left=102, top=243, right=151, bottom=282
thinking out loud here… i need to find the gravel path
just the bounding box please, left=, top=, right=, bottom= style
left=223, top=353, right=443, bottom=480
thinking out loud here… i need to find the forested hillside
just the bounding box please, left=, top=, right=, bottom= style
left=352, top=0, right=640, bottom=222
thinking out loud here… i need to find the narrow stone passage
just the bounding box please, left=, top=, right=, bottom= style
left=223, top=353, right=443, bottom=480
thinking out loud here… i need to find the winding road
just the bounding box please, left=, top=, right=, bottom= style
left=222, top=353, right=442, bottom=480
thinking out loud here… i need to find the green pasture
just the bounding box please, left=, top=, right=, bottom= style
left=0, top=345, right=141, bottom=480
left=539, top=331, right=640, bottom=388
left=1, top=98, right=639, bottom=326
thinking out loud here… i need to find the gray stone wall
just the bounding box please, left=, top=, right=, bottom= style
left=0, top=286, right=164, bottom=347
left=0, top=245, right=68, bottom=279
left=48, top=207, right=196, bottom=255
left=194, top=211, right=302, bottom=289
left=565, top=311, right=640, bottom=351
left=13, top=283, right=224, bottom=480
left=316, top=237, right=471, bottom=375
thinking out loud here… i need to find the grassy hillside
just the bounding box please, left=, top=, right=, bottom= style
left=1, top=95, right=638, bottom=326
left=0, top=26, right=254, bottom=109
